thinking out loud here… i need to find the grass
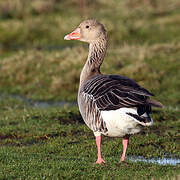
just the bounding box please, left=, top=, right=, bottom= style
left=0, top=0, right=179, bottom=105
left=0, top=43, right=179, bottom=106
left=0, top=98, right=179, bottom=179
left=0, top=0, right=180, bottom=179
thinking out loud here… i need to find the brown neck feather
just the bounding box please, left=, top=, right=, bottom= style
left=80, top=37, right=107, bottom=86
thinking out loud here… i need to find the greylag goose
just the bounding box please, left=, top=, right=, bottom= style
left=64, top=19, right=163, bottom=164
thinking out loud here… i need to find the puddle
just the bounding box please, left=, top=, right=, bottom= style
left=0, top=94, right=77, bottom=108
left=31, top=100, right=77, bottom=108
left=127, top=155, right=180, bottom=166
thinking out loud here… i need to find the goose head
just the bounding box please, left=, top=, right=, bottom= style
left=64, top=19, right=107, bottom=43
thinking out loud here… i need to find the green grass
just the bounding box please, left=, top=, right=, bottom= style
left=0, top=43, right=179, bottom=105
left=0, top=0, right=180, bottom=179
left=0, top=98, right=179, bottom=179
left=0, top=0, right=179, bottom=105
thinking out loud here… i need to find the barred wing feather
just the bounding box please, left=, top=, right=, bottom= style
left=82, top=74, right=154, bottom=111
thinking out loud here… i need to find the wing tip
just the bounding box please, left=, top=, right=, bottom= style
left=147, top=99, right=163, bottom=108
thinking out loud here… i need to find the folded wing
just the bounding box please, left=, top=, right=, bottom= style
left=82, top=74, right=154, bottom=112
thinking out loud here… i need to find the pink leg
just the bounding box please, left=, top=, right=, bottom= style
left=120, top=138, right=129, bottom=162
left=95, top=136, right=105, bottom=164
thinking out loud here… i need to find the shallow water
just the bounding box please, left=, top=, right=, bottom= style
left=30, top=100, right=77, bottom=108
left=0, top=94, right=77, bottom=108
left=127, top=155, right=180, bottom=166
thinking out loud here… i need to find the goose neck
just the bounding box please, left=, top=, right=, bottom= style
left=80, top=39, right=107, bottom=86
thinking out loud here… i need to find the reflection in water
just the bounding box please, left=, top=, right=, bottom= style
left=127, top=155, right=180, bottom=166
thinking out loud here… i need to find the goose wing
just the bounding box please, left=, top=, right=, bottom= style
left=82, top=74, right=154, bottom=111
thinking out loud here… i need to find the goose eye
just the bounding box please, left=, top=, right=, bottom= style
left=86, top=25, right=89, bottom=29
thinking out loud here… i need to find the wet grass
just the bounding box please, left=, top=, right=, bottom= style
left=0, top=99, right=179, bottom=179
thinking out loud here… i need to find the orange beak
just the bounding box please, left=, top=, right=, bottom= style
left=64, top=28, right=81, bottom=40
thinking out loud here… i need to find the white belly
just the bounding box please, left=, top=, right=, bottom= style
left=101, top=108, right=143, bottom=137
